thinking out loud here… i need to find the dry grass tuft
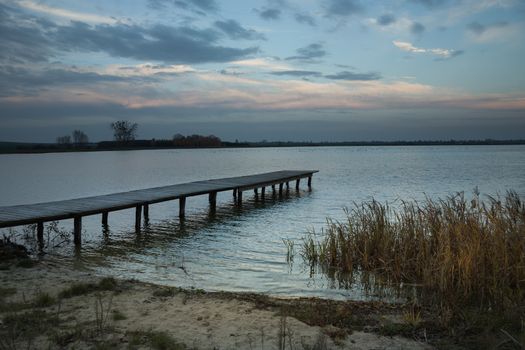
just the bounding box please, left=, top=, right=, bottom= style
left=302, top=191, right=525, bottom=318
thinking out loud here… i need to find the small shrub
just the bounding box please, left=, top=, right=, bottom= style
left=16, top=258, right=37, bottom=268
left=111, top=309, right=127, bottom=321
left=34, top=292, right=55, bottom=308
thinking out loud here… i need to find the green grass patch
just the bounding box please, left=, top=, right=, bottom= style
left=16, top=258, right=37, bottom=268
left=153, top=287, right=177, bottom=298
left=58, top=277, right=118, bottom=299
left=33, top=292, right=56, bottom=308
left=128, top=330, right=188, bottom=350
left=111, top=309, right=127, bottom=321
left=0, top=286, right=16, bottom=300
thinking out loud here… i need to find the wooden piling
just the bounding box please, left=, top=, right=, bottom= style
left=308, top=176, right=312, bottom=188
left=209, top=191, right=217, bottom=211
left=102, top=211, right=108, bottom=226
left=37, top=221, right=44, bottom=248
left=237, top=190, right=243, bottom=205
left=261, top=187, right=266, bottom=198
left=279, top=183, right=284, bottom=196
left=296, top=179, right=300, bottom=190
left=135, top=205, right=142, bottom=231
left=254, top=188, right=259, bottom=196
left=143, top=204, right=149, bottom=223
left=73, top=216, right=82, bottom=245
left=179, top=197, right=186, bottom=218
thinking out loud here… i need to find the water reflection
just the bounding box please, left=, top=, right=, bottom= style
left=2, top=146, right=524, bottom=300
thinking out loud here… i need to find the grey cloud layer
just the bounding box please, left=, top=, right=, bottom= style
left=324, top=0, right=363, bottom=17
left=0, top=4, right=258, bottom=64
left=377, top=14, right=396, bottom=26
left=467, top=21, right=509, bottom=35
left=324, top=70, right=381, bottom=80
left=0, top=66, right=132, bottom=97
left=147, top=0, right=218, bottom=14
left=410, top=22, right=425, bottom=34
left=286, top=43, right=326, bottom=61
left=256, top=8, right=281, bottom=20
left=214, top=20, right=266, bottom=40
left=270, top=69, right=381, bottom=81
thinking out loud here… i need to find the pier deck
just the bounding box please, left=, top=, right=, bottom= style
left=0, top=170, right=318, bottom=246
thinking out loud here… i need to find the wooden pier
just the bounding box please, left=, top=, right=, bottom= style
left=0, top=170, right=318, bottom=246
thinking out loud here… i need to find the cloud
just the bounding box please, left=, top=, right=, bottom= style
left=0, top=3, right=55, bottom=63
left=52, top=22, right=259, bottom=64
left=270, top=70, right=323, bottom=77
left=147, top=0, right=218, bottom=13
left=410, top=22, right=425, bottom=34
left=17, top=0, right=117, bottom=24
left=325, top=71, right=381, bottom=80
left=0, top=66, right=132, bottom=97
left=214, top=20, right=266, bottom=40
left=286, top=43, right=326, bottom=61
left=466, top=21, right=515, bottom=42
left=294, top=13, right=316, bottom=26
left=1, top=4, right=258, bottom=65
left=324, top=0, right=363, bottom=16
left=256, top=7, right=281, bottom=20
left=408, top=0, right=448, bottom=8
left=393, top=40, right=462, bottom=59
left=377, top=14, right=396, bottom=26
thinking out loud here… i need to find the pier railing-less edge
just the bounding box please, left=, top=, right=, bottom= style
left=0, top=170, right=318, bottom=247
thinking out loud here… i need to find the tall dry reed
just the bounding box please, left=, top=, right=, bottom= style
left=302, top=191, right=525, bottom=310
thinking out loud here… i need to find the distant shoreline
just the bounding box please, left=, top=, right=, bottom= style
left=1, top=139, right=524, bottom=154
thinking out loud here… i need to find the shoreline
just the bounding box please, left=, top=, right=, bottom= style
left=1, top=260, right=434, bottom=349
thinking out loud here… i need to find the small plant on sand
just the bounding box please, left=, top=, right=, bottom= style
left=33, top=291, right=55, bottom=308
left=94, top=293, right=113, bottom=334
left=59, top=277, right=118, bottom=299
left=128, top=330, right=188, bottom=350
left=111, top=309, right=127, bottom=321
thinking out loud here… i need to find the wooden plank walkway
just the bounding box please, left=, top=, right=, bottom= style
left=0, top=170, right=318, bottom=246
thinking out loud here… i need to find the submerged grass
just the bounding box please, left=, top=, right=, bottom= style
left=301, top=191, right=525, bottom=327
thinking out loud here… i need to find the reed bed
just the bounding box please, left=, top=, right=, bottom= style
left=302, top=191, right=525, bottom=312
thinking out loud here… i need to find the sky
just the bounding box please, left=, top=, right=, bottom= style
left=0, top=0, right=524, bottom=142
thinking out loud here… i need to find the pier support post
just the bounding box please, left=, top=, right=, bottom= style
left=286, top=182, right=289, bottom=191
left=102, top=211, right=108, bottom=226
left=143, top=204, right=149, bottom=223
left=254, top=188, right=258, bottom=196
left=279, top=183, right=284, bottom=196
left=295, top=179, right=300, bottom=190
left=271, top=185, right=276, bottom=195
left=37, top=222, right=44, bottom=249
left=261, top=187, right=265, bottom=198
left=179, top=197, right=186, bottom=218
left=73, top=216, right=82, bottom=246
left=237, top=190, right=243, bottom=205
left=308, top=176, right=312, bottom=188
left=135, top=205, right=142, bottom=231
left=233, top=188, right=237, bottom=199
left=209, top=191, right=217, bottom=212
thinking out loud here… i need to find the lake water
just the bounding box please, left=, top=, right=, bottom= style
left=1, top=146, right=524, bottom=299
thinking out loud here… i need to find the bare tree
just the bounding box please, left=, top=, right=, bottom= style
left=72, top=130, right=89, bottom=145
left=56, top=135, right=71, bottom=145
left=110, top=120, right=138, bottom=142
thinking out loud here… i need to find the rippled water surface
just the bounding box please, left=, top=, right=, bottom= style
left=1, top=146, right=524, bottom=299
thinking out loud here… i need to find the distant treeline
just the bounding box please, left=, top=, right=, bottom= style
left=223, top=139, right=525, bottom=147
left=1, top=138, right=525, bottom=154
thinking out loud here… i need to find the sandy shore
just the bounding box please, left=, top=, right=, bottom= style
left=0, top=260, right=433, bottom=349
